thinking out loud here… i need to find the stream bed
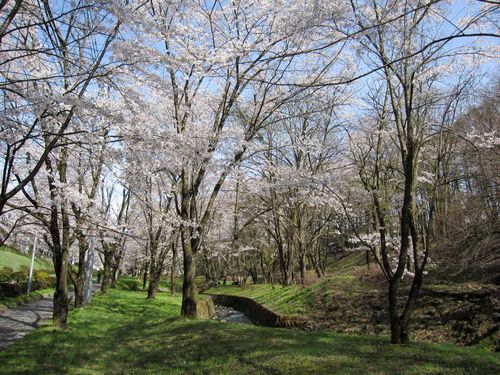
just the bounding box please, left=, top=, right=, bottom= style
left=212, top=305, right=253, bottom=324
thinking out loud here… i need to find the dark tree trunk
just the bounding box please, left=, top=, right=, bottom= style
left=147, top=271, right=160, bottom=299
left=170, top=240, right=177, bottom=295
left=46, top=152, right=70, bottom=328
left=181, top=235, right=197, bottom=318
left=299, top=254, right=306, bottom=284
left=100, top=246, right=113, bottom=294
left=111, top=257, right=121, bottom=288
left=249, top=267, right=258, bottom=284
left=52, top=243, right=69, bottom=328
left=142, top=260, right=149, bottom=291
left=308, top=251, right=322, bottom=279
left=73, top=278, right=84, bottom=307
left=50, top=214, right=70, bottom=327
left=72, top=237, right=87, bottom=307
left=388, top=280, right=405, bottom=344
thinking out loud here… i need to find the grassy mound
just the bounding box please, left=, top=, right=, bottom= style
left=0, top=289, right=498, bottom=374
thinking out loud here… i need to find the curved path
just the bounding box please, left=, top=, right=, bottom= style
left=0, top=296, right=53, bottom=349
left=0, top=284, right=100, bottom=349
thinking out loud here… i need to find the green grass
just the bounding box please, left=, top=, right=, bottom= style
left=205, top=254, right=385, bottom=317
left=206, top=283, right=312, bottom=315
left=0, top=289, right=497, bottom=374
left=205, top=274, right=368, bottom=316
left=0, top=246, right=52, bottom=271
left=0, top=288, right=53, bottom=310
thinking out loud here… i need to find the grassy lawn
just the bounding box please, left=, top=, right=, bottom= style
left=0, top=289, right=498, bottom=374
left=0, top=246, right=52, bottom=271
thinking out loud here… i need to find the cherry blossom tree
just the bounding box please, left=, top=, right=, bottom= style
left=0, top=0, right=120, bottom=226
left=111, top=0, right=353, bottom=317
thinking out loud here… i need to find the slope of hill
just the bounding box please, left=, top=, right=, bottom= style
left=207, top=253, right=499, bottom=351
left=0, top=246, right=52, bottom=271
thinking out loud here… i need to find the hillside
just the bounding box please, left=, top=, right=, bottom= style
left=207, top=253, right=500, bottom=350
left=0, top=246, right=52, bottom=272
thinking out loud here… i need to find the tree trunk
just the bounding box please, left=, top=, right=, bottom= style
left=142, top=260, right=149, bottom=291
left=50, top=209, right=70, bottom=327
left=52, top=244, right=69, bottom=328
left=100, top=247, right=113, bottom=294
left=47, top=151, right=71, bottom=328
left=299, top=253, right=306, bottom=284
left=111, top=256, right=121, bottom=288
left=181, top=236, right=197, bottom=318
left=250, top=267, right=258, bottom=284
left=73, top=277, right=85, bottom=307
left=72, top=238, right=87, bottom=307
left=388, top=280, right=404, bottom=344
left=170, top=240, right=177, bottom=295
left=147, top=271, right=159, bottom=299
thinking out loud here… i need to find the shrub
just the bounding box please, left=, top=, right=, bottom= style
left=0, top=267, right=55, bottom=293
left=33, top=271, right=56, bottom=289
left=116, top=277, right=141, bottom=291
left=11, top=269, right=28, bottom=287
left=0, top=282, right=23, bottom=298
left=0, top=267, right=14, bottom=283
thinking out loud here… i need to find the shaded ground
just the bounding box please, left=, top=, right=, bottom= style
left=0, top=296, right=53, bottom=349
left=309, top=267, right=500, bottom=349
left=0, top=289, right=498, bottom=375
left=0, top=283, right=100, bottom=350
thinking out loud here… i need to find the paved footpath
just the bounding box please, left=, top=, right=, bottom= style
left=0, top=284, right=100, bottom=349
left=0, top=296, right=54, bottom=349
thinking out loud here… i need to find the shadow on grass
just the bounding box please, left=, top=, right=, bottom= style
left=0, top=290, right=498, bottom=375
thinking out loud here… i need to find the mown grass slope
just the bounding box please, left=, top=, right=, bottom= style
left=0, top=246, right=52, bottom=271
left=0, top=289, right=498, bottom=374
left=205, top=264, right=376, bottom=317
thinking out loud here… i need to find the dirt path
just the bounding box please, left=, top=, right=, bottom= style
left=0, top=296, right=53, bottom=349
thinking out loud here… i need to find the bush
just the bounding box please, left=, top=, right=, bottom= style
left=33, top=271, right=56, bottom=289
left=0, top=267, right=55, bottom=293
left=0, top=267, right=14, bottom=283
left=0, top=282, right=23, bottom=298
left=116, top=277, right=141, bottom=291
left=11, top=269, right=29, bottom=288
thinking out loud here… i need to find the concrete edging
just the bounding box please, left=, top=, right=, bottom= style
left=205, top=293, right=315, bottom=330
